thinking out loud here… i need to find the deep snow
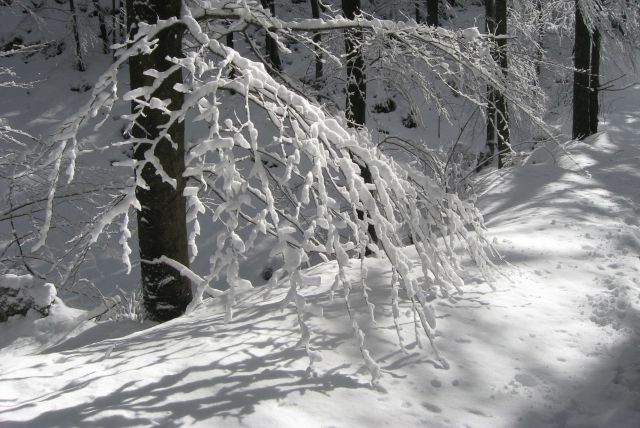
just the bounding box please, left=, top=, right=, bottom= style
left=2, top=2, right=640, bottom=427
left=1, top=84, right=639, bottom=427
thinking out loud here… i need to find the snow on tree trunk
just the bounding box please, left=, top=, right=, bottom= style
left=495, top=0, right=510, bottom=168
left=342, top=0, right=378, bottom=250
left=479, top=0, right=497, bottom=170
left=126, top=0, right=192, bottom=321
left=310, top=0, right=324, bottom=82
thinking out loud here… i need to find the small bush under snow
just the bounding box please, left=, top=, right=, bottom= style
left=0, top=274, right=57, bottom=321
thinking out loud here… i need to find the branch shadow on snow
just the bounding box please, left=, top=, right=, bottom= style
left=0, top=298, right=375, bottom=427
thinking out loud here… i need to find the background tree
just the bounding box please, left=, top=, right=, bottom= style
left=479, top=0, right=497, bottom=169
left=92, top=0, right=109, bottom=54
left=495, top=0, right=510, bottom=168
left=426, top=0, right=439, bottom=27
left=310, top=0, right=324, bottom=82
left=260, top=0, right=282, bottom=71
left=68, top=0, right=85, bottom=71
left=572, top=0, right=593, bottom=140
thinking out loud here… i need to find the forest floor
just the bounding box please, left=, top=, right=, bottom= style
left=0, top=80, right=639, bottom=427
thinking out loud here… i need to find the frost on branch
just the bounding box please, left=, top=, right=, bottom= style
left=23, top=4, right=504, bottom=380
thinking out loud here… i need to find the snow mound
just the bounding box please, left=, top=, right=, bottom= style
left=0, top=274, right=57, bottom=321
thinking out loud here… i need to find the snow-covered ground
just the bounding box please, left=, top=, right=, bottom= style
left=1, top=80, right=639, bottom=427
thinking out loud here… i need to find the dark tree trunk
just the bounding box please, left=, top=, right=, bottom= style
left=426, top=0, right=438, bottom=27
left=342, top=0, right=366, bottom=127
left=92, top=0, right=109, bottom=53
left=342, top=0, right=377, bottom=251
left=226, top=26, right=236, bottom=87
left=495, top=0, right=510, bottom=168
left=310, top=0, right=324, bottom=81
left=573, top=1, right=592, bottom=140
left=589, top=29, right=600, bottom=135
left=69, top=0, right=85, bottom=71
left=482, top=0, right=496, bottom=167
left=415, top=1, right=421, bottom=23
left=260, top=0, right=282, bottom=71
left=126, top=0, right=192, bottom=322
left=112, top=0, right=118, bottom=48
left=536, top=0, right=544, bottom=76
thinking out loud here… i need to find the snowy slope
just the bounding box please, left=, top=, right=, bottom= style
left=1, top=85, right=639, bottom=427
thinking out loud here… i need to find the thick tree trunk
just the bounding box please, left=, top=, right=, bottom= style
left=342, top=0, right=377, bottom=251
left=573, top=1, right=592, bottom=140
left=426, top=0, right=438, bottom=27
left=589, top=29, right=600, bottom=135
left=260, top=0, right=282, bottom=71
left=126, top=0, right=192, bottom=322
left=495, top=0, right=510, bottom=168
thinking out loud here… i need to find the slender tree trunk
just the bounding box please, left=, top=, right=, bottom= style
left=495, top=0, right=510, bottom=168
left=92, top=0, right=109, bottom=53
left=69, top=0, right=85, bottom=71
left=482, top=0, right=496, bottom=167
left=415, top=1, right=421, bottom=23
left=589, top=28, right=600, bottom=135
left=226, top=27, right=236, bottom=89
left=343, top=0, right=366, bottom=127
left=536, top=0, right=544, bottom=76
left=112, top=0, right=118, bottom=48
left=426, top=0, right=438, bottom=27
left=126, top=0, right=191, bottom=322
left=310, top=0, right=324, bottom=81
left=342, top=0, right=377, bottom=250
left=260, top=0, right=282, bottom=71
left=573, top=1, right=592, bottom=140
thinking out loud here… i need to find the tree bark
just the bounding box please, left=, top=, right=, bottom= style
left=342, top=0, right=366, bottom=127
left=342, top=0, right=377, bottom=251
left=310, top=0, right=324, bottom=81
left=426, top=0, right=438, bottom=27
left=495, top=0, right=510, bottom=168
left=482, top=0, right=496, bottom=167
left=69, top=0, right=85, bottom=71
left=92, top=0, right=109, bottom=53
left=572, top=1, right=592, bottom=140
left=126, top=0, right=192, bottom=322
left=260, top=0, right=282, bottom=71
left=536, top=0, right=544, bottom=76
left=589, top=28, right=600, bottom=135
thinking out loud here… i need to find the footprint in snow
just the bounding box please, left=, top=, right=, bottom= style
left=421, top=402, right=442, bottom=413
left=514, top=373, right=539, bottom=387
